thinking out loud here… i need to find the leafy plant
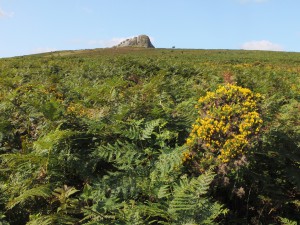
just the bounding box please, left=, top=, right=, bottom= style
left=185, top=84, right=263, bottom=171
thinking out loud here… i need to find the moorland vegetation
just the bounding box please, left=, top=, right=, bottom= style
left=0, top=48, right=299, bottom=224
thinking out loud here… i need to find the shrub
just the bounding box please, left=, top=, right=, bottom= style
left=184, top=84, right=263, bottom=172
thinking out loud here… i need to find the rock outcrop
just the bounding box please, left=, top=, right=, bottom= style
left=115, top=35, right=155, bottom=48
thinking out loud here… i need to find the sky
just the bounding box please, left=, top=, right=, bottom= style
left=1, top=0, right=300, bottom=58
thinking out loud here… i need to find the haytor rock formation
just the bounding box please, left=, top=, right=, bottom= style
left=116, top=35, right=155, bottom=48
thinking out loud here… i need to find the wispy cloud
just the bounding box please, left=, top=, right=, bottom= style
left=0, top=7, right=14, bottom=18
left=31, top=47, right=58, bottom=54
left=241, top=40, right=284, bottom=51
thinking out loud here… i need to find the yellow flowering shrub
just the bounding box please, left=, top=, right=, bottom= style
left=185, top=84, right=263, bottom=169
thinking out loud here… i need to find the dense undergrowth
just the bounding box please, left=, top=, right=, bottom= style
left=0, top=48, right=299, bottom=224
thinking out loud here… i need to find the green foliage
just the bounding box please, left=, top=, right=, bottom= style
left=81, top=119, right=225, bottom=224
left=185, top=84, right=263, bottom=171
left=27, top=214, right=79, bottom=225
left=0, top=48, right=299, bottom=224
left=124, top=119, right=161, bottom=140
left=150, top=145, right=184, bottom=183
left=168, top=171, right=228, bottom=224
left=6, top=185, right=51, bottom=210
left=278, top=217, right=298, bottom=225
left=52, top=185, right=79, bottom=214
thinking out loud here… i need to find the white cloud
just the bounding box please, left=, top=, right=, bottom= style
left=0, top=7, right=14, bottom=18
left=241, top=40, right=284, bottom=51
left=31, top=47, right=58, bottom=54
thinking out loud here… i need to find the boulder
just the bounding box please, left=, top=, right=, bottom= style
left=116, top=35, right=155, bottom=48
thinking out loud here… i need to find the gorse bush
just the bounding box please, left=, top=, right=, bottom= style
left=185, top=84, right=263, bottom=171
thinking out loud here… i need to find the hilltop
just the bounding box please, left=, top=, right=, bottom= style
left=17, top=47, right=300, bottom=66
left=114, top=34, right=155, bottom=48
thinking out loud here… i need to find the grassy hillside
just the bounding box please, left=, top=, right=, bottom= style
left=0, top=48, right=299, bottom=224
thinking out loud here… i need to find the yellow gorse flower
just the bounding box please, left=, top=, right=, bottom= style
left=185, top=84, right=263, bottom=164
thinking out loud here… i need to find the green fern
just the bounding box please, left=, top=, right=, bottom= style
left=27, top=213, right=79, bottom=225
left=168, top=170, right=227, bottom=224
left=80, top=189, right=121, bottom=225
left=141, top=119, right=161, bottom=140
left=33, top=129, right=74, bottom=155
left=278, top=217, right=298, bottom=225
left=120, top=201, right=170, bottom=225
left=157, top=185, right=171, bottom=199
left=121, top=119, right=161, bottom=141
left=123, top=119, right=144, bottom=140
left=6, top=185, right=51, bottom=210
left=95, top=140, right=143, bottom=170
left=150, top=146, right=185, bottom=183
left=0, top=153, right=45, bottom=171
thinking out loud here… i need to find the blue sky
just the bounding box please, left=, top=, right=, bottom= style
left=1, top=0, right=300, bottom=58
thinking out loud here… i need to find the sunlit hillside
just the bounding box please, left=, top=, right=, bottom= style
left=0, top=48, right=299, bottom=224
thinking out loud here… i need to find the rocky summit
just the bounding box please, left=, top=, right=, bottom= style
left=115, top=35, right=155, bottom=48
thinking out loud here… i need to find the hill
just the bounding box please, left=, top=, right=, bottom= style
left=0, top=48, right=299, bottom=224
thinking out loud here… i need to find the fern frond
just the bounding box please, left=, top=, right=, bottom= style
left=33, top=129, right=74, bottom=155
left=125, top=123, right=142, bottom=140
left=6, top=184, right=51, bottom=209
left=157, top=185, right=171, bottom=199
left=0, top=153, right=45, bottom=171
left=122, top=119, right=144, bottom=140
left=121, top=119, right=161, bottom=141
left=197, top=201, right=228, bottom=224
left=278, top=217, right=298, bottom=225
left=80, top=201, right=119, bottom=225
left=168, top=170, right=225, bottom=223
left=80, top=213, right=117, bottom=225
left=120, top=201, right=170, bottom=225
left=189, top=169, right=215, bottom=196
left=95, top=140, right=142, bottom=170
left=141, top=119, right=161, bottom=140
left=27, top=213, right=79, bottom=225
left=150, top=146, right=185, bottom=183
